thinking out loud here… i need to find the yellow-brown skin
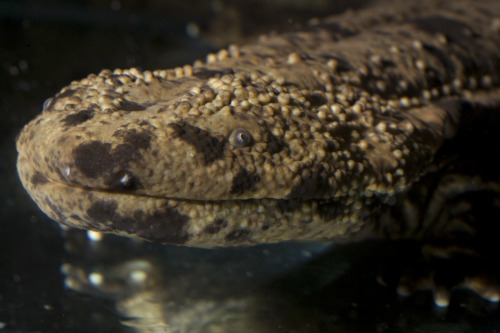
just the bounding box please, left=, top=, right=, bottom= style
left=16, top=0, right=500, bottom=247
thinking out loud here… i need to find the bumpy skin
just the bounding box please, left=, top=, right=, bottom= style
left=16, top=0, right=500, bottom=247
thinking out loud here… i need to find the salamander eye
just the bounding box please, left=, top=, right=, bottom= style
left=229, top=128, right=252, bottom=148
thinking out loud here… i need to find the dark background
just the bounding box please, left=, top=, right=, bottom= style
left=1, top=1, right=500, bottom=332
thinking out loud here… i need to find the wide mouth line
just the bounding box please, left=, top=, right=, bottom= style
left=40, top=172, right=299, bottom=204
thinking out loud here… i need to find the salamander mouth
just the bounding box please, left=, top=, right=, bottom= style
left=23, top=164, right=268, bottom=205
left=17, top=155, right=243, bottom=214
left=18, top=155, right=351, bottom=247
left=18, top=155, right=191, bottom=241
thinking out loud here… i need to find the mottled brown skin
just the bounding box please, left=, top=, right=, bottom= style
left=16, top=0, right=500, bottom=252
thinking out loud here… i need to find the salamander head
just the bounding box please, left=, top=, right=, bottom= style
left=16, top=67, right=436, bottom=246
left=18, top=67, right=396, bottom=202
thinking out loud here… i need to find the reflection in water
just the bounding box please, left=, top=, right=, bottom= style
left=58, top=229, right=500, bottom=332
left=61, top=229, right=337, bottom=332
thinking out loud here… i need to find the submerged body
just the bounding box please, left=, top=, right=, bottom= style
left=16, top=0, right=500, bottom=248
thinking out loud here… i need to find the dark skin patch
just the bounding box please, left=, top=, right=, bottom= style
left=203, top=218, right=228, bottom=234
left=30, top=172, right=49, bottom=186
left=305, top=21, right=356, bottom=40
left=129, top=208, right=190, bottom=244
left=362, top=70, right=413, bottom=98
left=119, top=99, right=147, bottom=111
left=73, top=141, right=112, bottom=179
left=265, top=130, right=286, bottom=154
left=288, top=165, right=333, bottom=200
left=225, top=229, right=251, bottom=242
left=327, top=123, right=364, bottom=150
left=168, top=122, right=226, bottom=164
left=113, top=129, right=152, bottom=150
left=86, top=200, right=190, bottom=244
left=318, top=55, right=352, bottom=73
left=306, top=92, right=327, bottom=107
left=61, top=109, right=95, bottom=128
left=69, top=214, right=83, bottom=221
left=45, top=199, right=66, bottom=224
left=421, top=43, right=457, bottom=78
left=411, top=16, right=487, bottom=76
left=72, top=130, right=151, bottom=182
left=412, top=16, right=476, bottom=46
left=317, top=199, right=358, bottom=222
left=28, top=129, right=35, bottom=142
left=230, top=169, right=261, bottom=195
left=277, top=199, right=302, bottom=213
left=192, top=68, right=234, bottom=80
